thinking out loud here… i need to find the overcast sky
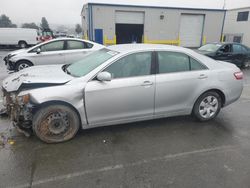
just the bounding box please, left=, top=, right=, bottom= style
left=1, top=0, right=249, bottom=27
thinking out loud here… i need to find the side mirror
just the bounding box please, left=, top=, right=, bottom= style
left=97, top=72, right=112, bottom=82
left=36, top=48, right=41, bottom=54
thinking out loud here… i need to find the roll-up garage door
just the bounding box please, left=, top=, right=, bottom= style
left=115, top=11, right=144, bottom=24
left=179, top=14, right=204, bottom=47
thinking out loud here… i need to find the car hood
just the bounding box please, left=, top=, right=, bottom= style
left=2, top=65, right=73, bottom=92
left=7, top=48, right=29, bottom=56
left=195, top=50, right=215, bottom=56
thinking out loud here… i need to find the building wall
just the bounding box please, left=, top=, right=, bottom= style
left=223, top=7, right=250, bottom=46
left=82, top=4, right=225, bottom=46
left=81, top=4, right=89, bottom=38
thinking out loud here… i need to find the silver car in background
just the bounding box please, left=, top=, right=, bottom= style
left=1, top=44, right=243, bottom=143
left=3, top=38, right=104, bottom=71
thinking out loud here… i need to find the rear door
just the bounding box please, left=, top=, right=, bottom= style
left=64, top=40, right=94, bottom=64
left=232, top=44, right=248, bottom=66
left=85, top=51, right=155, bottom=125
left=155, top=51, right=209, bottom=116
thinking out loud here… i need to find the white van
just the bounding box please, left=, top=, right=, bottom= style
left=0, top=28, right=39, bottom=48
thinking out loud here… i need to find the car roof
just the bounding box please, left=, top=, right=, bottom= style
left=39, top=38, right=104, bottom=46
left=206, top=42, right=243, bottom=45
left=107, top=44, right=189, bottom=53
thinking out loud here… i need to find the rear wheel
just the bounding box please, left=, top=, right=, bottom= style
left=242, top=60, right=250, bottom=69
left=18, top=41, right=27, bottom=48
left=193, top=91, right=222, bottom=121
left=15, top=60, right=32, bottom=71
left=33, top=104, right=80, bottom=143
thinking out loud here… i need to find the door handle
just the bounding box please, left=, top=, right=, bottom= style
left=141, top=81, right=153, bottom=86
left=59, top=53, right=63, bottom=56
left=198, top=74, right=208, bottom=79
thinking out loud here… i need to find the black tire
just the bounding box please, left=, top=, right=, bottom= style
left=18, top=41, right=27, bottom=48
left=193, top=91, right=222, bottom=122
left=242, top=60, right=249, bottom=69
left=15, top=60, right=32, bottom=71
left=33, top=104, right=80, bottom=143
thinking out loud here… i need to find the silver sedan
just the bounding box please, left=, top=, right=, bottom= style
left=3, top=38, right=104, bottom=71
left=2, top=44, right=243, bottom=143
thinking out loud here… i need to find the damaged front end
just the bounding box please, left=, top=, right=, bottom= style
left=2, top=87, right=35, bottom=136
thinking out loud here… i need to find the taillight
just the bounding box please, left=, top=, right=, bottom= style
left=234, top=71, right=243, bottom=80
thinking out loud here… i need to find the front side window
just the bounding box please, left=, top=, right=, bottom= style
left=105, top=52, right=152, bottom=79
left=237, top=11, right=249, bottom=21
left=40, top=41, right=64, bottom=52
left=218, top=44, right=232, bottom=53
left=157, top=51, right=206, bottom=74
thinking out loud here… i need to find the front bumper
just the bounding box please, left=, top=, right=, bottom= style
left=2, top=88, right=34, bottom=129
left=3, top=56, right=15, bottom=70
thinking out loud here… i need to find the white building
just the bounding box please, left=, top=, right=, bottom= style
left=81, top=0, right=226, bottom=47
left=223, top=7, right=250, bottom=46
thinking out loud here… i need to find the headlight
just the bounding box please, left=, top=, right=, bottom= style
left=17, top=94, right=30, bottom=105
left=8, top=54, right=16, bottom=59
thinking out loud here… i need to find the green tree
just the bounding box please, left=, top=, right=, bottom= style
left=21, top=22, right=39, bottom=29
left=0, top=14, right=17, bottom=28
left=75, top=24, right=82, bottom=34
left=40, top=17, right=50, bottom=30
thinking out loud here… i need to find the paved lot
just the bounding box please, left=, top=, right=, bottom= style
left=0, top=50, right=250, bottom=188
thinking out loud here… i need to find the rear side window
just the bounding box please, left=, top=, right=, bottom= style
left=67, top=41, right=85, bottom=50
left=85, top=42, right=93, bottom=49
left=66, top=40, right=93, bottom=50
left=190, top=58, right=207, bottom=70
left=157, top=51, right=206, bottom=74
left=158, top=52, right=189, bottom=73
left=233, top=44, right=243, bottom=53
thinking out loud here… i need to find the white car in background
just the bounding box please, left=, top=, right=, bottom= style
left=3, top=38, right=104, bottom=71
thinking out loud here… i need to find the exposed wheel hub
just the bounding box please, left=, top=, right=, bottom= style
left=47, top=112, right=69, bottom=135
left=18, top=63, right=29, bottom=70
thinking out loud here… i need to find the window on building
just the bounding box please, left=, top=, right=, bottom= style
left=237, top=11, right=249, bottom=21
left=233, top=36, right=242, bottom=43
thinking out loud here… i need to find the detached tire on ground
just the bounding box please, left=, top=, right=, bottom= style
left=193, top=91, right=222, bottom=122
left=33, top=104, right=80, bottom=143
left=15, top=60, right=32, bottom=71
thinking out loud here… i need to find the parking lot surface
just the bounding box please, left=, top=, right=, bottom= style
left=0, top=49, right=250, bottom=188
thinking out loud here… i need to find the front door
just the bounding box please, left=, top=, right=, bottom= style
left=85, top=51, right=155, bottom=125
left=215, top=44, right=233, bottom=63
left=30, top=40, right=65, bottom=65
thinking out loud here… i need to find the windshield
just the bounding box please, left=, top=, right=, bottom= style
left=198, top=44, right=222, bottom=52
left=66, top=48, right=118, bottom=77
